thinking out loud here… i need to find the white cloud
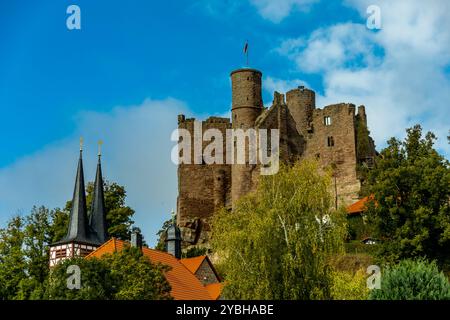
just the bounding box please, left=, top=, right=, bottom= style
left=277, top=23, right=382, bottom=73
left=273, top=0, right=450, bottom=156
left=263, top=76, right=310, bottom=95
left=250, top=0, right=318, bottom=23
left=0, top=98, right=188, bottom=245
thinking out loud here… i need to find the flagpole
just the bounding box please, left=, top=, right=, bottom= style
left=244, top=40, right=249, bottom=67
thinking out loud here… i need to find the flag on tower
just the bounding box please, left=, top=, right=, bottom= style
left=243, top=40, right=249, bottom=66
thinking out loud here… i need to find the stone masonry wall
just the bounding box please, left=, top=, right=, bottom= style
left=177, top=116, right=231, bottom=247
left=303, top=103, right=361, bottom=205
left=194, top=259, right=220, bottom=286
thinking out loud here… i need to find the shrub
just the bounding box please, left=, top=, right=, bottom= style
left=345, top=241, right=378, bottom=256
left=346, top=215, right=372, bottom=241
left=331, top=269, right=369, bottom=300
left=370, top=259, right=450, bottom=300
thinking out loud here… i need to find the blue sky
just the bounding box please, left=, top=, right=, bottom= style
left=1, top=0, right=449, bottom=245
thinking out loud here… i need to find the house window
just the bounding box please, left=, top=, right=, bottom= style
left=324, top=116, right=331, bottom=126
left=80, top=248, right=93, bottom=256
left=327, top=136, right=335, bottom=147
left=55, top=248, right=67, bottom=259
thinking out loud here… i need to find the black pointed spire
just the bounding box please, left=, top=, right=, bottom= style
left=89, top=150, right=108, bottom=243
left=63, top=149, right=90, bottom=242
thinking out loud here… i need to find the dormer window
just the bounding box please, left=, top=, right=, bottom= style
left=324, top=116, right=331, bottom=126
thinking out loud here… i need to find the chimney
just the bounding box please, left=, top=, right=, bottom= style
left=131, top=228, right=143, bottom=250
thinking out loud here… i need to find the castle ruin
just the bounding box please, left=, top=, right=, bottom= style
left=176, top=68, right=377, bottom=248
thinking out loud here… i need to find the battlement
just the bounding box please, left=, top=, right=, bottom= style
left=178, top=114, right=230, bottom=126
left=177, top=114, right=196, bottom=125
left=314, top=103, right=356, bottom=117
left=205, top=117, right=230, bottom=124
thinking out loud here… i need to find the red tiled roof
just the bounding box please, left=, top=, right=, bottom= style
left=86, top=238, right=215, bottom=300
left=179, top=255, right=207, bottom=274
left=346, top=195, right=375, bottom=215
left=205, top=283, right=222, bottom=300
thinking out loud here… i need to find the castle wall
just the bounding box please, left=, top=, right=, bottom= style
left=286, top=86, right=315, bottom=135
left=177, top=116, right=231, bottom=246
left=303, top=103, right=361, bottom=205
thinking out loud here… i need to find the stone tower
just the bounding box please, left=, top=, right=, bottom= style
left=286, top=86, right=315, bottom=135
left=230, top=68, right=263, bottom=206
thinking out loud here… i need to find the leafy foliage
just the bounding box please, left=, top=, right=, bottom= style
left=370, top=259, right=450, bottom=300
left=366, top=125, right=450, bottom=265
left=211, top=160, right=347, bottom=300
left=182, top=246, right=208, bottom=258
left=346, top=215, right=373, bottom=241
left=0, top=216, right=26, bottom=299
left=155, top=218, right=173, bottom=251
left=46, top=257, right=115, bottom=299
left=331, top=269, right=369, bottom=300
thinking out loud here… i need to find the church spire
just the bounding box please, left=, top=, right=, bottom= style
left=49, top=139, right=105, bottom=267
left=89, top=140, right=108, bottom=243
left=64, top=140, right=90, bottom=242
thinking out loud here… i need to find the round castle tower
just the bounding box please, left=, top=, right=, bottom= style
left=230, top=68, right=263, bottom=206
left=231, top=68, right=263, bottom=129
left=286, top=86, right=315, bottom=134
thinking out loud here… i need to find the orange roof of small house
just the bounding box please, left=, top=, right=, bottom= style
left=346, top=195, right=375, bottom=215
left=180, top=255, right=221, bottom=282
left=205, top=283, right=222, bottom=300
left=180, top=255, right=206, bottom=274
left=86, top=238, right=215, bottom=300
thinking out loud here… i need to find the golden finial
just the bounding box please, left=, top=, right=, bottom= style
left=98, top=140, right=103, bottom=156
left=79, top=137, right=84, bottom=151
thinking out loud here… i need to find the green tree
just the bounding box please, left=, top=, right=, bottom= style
left=155, top=218, right=172, bottom=251
left=90, top=182, right=135, bottom=240
left=23, top=207, right=52, bottom=283
left=46, top=257, right=114, bottom=300
left=370, top=259, right=450, bottom=300
left=46, top=247, right=172, bottom=300
left=16, top=206, right=54, bottom=299
left=182, top=247, right=208, bottom=258
left=103, top=247, right=172, bottom=299
left=366, top=125, right=450, bottom=265
left=0, top=216, right=26, bottom=299
left=211, top=160, right=347, bottom=300
left=49, top=208, right=69, bottom=243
